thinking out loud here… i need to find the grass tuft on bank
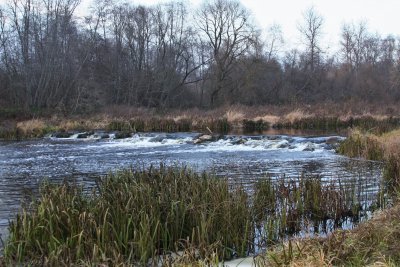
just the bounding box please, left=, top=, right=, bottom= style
left=338, top=128, right=400, bottom=193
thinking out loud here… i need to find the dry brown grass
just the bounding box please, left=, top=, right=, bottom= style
left=224, top=109, right=245, bottom=123
left=259, top=202, right=400, bottom=267
left=172, top=115, right=190, bottom=123
left=252, top=115, right=280, bottom=125
left=380, top=130, right=400, bottom=155
left=254, top=239, right=333, bottom=267
left=4, top=103, right=400, bottom=139
left=52, top=118, right=108, bottom=132
left=16, top=119, right=47, bottom=137
left=339, top=113, right=390, bottom=122
left=283, top=109, right=312, bottom=124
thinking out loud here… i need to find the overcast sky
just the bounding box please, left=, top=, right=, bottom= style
left=2, top=0, right=399, bottom=52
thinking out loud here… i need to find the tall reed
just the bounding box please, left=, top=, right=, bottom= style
left=3, top=166, right=382, bottom=265
left=3, top=166, right=252, bottom=265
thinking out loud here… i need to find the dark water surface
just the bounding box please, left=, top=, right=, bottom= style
left=0, top=131, right=383, bottom=244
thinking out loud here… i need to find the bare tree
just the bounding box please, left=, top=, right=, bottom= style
left=265, top=23, right=284, bottom=61
left=298, top=6, right=323, bottom=72
left=340, top=21, right=368, bottom=70
left=124, top=5, right=153, bottom=105
left=8, top=0, right=34, bottom=107
left=0, top=6, right=9, bottom=104
left=110, top=3, right=128, bottom=104
left=381, top=36, right=396, bottom=66
left=0, top=6, right=8, bottom=69
left=6, top=0, right=82, bottom=109
left=0, top=7, right=5, bottom=50
left=340, top=23, right=355, bottom=67
left=197, top=0, right=256, bottom=106
left=151, top=2, right=203, bottom=108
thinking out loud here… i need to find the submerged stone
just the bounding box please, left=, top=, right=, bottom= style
left=303, top=142, right=316, bottom=151
left=114, top=131, right=132, bottom=139
left=94, top=133, right=110, bottom=139
left=231, top=138, right=246, bottom=145
left=52, top=132, right=74, bottom=138
left=77, top=131, right=94, bottom=139
left=277, top=142, right=289, bottom=149
left=326, top=136, right=341, bottom=145
left=149, top=135, right=166, bottom=142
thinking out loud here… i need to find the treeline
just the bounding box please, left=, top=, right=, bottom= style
left=0, top=0, right=400, bottom=113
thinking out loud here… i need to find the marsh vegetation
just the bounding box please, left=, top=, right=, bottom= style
left=2, top=106, right=400, bottom=141
left=253, top=128, right=400, bottom=266
left=1, top=163, right=388, bottom=266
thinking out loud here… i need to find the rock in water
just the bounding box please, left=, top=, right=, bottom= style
left=52, top=132, right=74, bottom=138
left=93, top=133, right=110, bottom=139
left=114, top=131, right=132, bottom=139
left=325, top=136, right=341, bottom=150
left=303, top=142, right=315, bottom=151
left=277, top=142, right=289, bottom=149
left=193, top=134, right=222, bottom=144
left=77, top=131, right=94, bottom=139
left=199, top=134, right=213, bottom=141
left=193, top=138, right=202, bottom=144
left=231, top=138, right=246, bottom=145
left=326, top=136, right=341, bottom=145
left=149, top=135, right=166, bottom=142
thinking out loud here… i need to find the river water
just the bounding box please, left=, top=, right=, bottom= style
left=0, top=131, right=383, bottom=244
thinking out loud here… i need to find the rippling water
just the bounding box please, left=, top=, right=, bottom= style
left=0, top=131, right=383, bottom=243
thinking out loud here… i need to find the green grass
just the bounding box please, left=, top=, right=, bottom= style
left=338, top=129, right=400, bottom=195
left=1, top=165, right=381, bottom=266
left=3, top=166, right=253, bottom=265
left=337, top=130, right=384, bottom=161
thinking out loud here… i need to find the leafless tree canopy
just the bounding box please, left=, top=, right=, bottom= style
left=0, top=0, right=399, bottom=113
left=298, top=6, right=323, bottom=72
left=197, top=0, right=256, bottom=106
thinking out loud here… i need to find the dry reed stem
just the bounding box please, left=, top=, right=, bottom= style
left=284, top=109, right=312, bottom=124
left=253, top=115, right=280, bottom=125
left=224, top=109, right=245, bottom=122
left=16, top=119, right=46, bottom=134
left=263, top=201, right=400, bottom=266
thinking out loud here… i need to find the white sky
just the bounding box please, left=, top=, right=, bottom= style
left=78, top=0, right=400, bottom=52
left=2, top=0, right=400, bottom=52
